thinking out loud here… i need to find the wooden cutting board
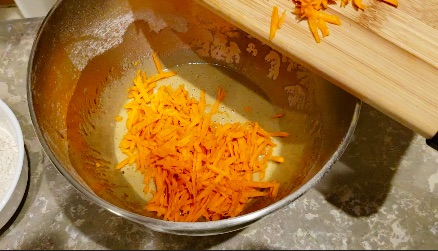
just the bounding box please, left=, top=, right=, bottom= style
left=195, top=0, right=438, bottom=140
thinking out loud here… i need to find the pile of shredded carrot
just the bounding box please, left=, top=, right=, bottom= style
left=270, top=0, right=398, bottom=43
left=115, top=54, right=288, bottom=222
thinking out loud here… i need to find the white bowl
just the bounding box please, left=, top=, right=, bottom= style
left=14, top=0, right=57, bottom=18
left=0, top=99, right=28, bottom=230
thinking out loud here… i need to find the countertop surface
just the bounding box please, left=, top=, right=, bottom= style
left=1, top=18, right=438, bottom=250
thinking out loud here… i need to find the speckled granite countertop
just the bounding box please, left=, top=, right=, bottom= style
left=0, top=18, right=437, bottom=250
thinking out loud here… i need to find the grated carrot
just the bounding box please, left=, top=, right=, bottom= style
left=271, top=113, right=285, bottom=119
left=382, top=0, right=398, bottom=6
left=269, top=6, right=287, bottom=40
left=269, top=6, right=280, bottom=40
left=278, top=9, right=287, bottom=28
left=269, top=156, right=285, bottom=163
left=116, top=53, right=287, bottom=222
left=288, top=0, right=398, bottom=43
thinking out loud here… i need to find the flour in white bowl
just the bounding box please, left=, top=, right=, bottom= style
left=0, top=127, right=18, bottom=200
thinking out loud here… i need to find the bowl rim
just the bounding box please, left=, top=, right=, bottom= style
left=26, top=0, right=362, bottom=235
left=0, top=99, right=25, bottom=213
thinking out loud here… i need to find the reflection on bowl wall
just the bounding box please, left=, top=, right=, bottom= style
left=28, top=0, right=360, bottom=235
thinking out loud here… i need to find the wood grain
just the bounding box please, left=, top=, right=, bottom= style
left=195, top=0, right=438, bottom=139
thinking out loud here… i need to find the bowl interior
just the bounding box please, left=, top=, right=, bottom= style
left=29, top=0, right=359, bottom=227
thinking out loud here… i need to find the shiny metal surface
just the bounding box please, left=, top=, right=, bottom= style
left=27, top=0, right=361, bottom=235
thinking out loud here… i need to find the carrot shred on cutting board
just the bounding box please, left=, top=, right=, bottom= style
left=277, top=0, right=399, bottom=43
left=116, top=54, right=287, bottom=222
left=381, top=0, right=398, bottom=6
left=270, top=6, right=280, bottom=40
left=269, top=6, right=287, bottom=40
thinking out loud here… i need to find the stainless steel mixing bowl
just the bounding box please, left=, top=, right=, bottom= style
left=27, top=0, right=361, bottom=236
